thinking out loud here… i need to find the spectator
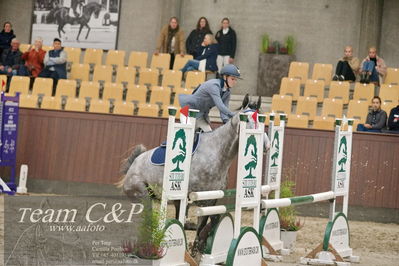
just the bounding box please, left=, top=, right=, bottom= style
left=215, top=18, right=237, bottom=73
left=360, top=47, right=387, bottom=85
left=0, top=22, right=16, bottom=56
left=0, top=38, right=23, bottom=76
left=155, top=17, right=185, bottom=69
left=19, top=37, right=46, bottom=77
left=180, top=34, right=218, bottom=74
left=332, top=46, right=359, bottom=82
left=387, top=101, right=399, bottom=133
left=357, top=96, right=387, bottom=132
left=39, top=38, right=67, bottom=87
left=186, top=17, right=212, bottom=57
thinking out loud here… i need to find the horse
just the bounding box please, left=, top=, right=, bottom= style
left=46, top=2, right=103, bottom=41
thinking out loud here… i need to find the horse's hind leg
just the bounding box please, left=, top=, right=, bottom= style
left=85, top=24, right=91, bottom=40
left=76, top=24, right=83, bottom=41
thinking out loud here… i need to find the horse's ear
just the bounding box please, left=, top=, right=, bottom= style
left=242, top=94, right=249, bottom=109
left=256, top=96, right=262, bottom=111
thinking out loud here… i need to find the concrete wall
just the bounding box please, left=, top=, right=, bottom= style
left=380, top=0, right=399, bottom=67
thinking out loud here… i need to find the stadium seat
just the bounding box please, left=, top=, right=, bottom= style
left=271, top=94, right=292, bottom=114
left=65, top=98, right=86, bottom=112
left=19, top=43, right=31, bottom=53
left=102, top=82, right=123, bottom=101
left=279, top=77, right=301, bottom=100
left=321, top=98, right=343, bottom=118
left=105, top=50, right=126, bottom=67
left=379, top=84, right=399, bottom=103
left=313, top=116, right=335, bottom=130
left=347, top=100, right=369, bottom=124
left=113, top=101, right=134, bottom=115
left=353, top=82, right=374, bottom=103
left=185, top=71, right=205, bottom=89
left=126, top=85, right=147, bottom=103
left=384, top=68, right=399, bottom=85
left=116, top=66, right=136, bottom=85
left=173, top=54, right=193, bottom=70
left=138, top=68, right=159, bottom=87
left=70, top=63, right=90, bottom=82
left=9, top=76, right=30, bottom=95
left=64, top=47, right=81, bottom=65
left=0, top=75, right=7, bottom=91
left=83, top=48, right=103, bottom=65
left=79, top=81, right=100, bottom=99
left=287, top=114, right=309, bottom=128
left=304, top=79, right=325, bottom=103
left=328, top=81, right=350, bottom=104
left=296, top=96, right=317, bottom=120
left=162, top=70, right=182, bottom=89
left=381, top=101, right=397, bottom=114
left=89, top=99, right=110, bottom=114
left=137, top=103, right=159, bottom=117
left=150, top=53, right=171, bottom=73
left=128, top=51, right=148, bottom=70
left=92, top=65, right=113, bottom=83
left=41, top=96, right=62, bottom=110
left=55, top=79, right=77, bottom=98
left=32, top=77, right=53, bottom=96
left=265, top=113, right=282, bottom=126
left=150, top=86, right=172, bottom=105
left=312, top=63, right=333, bottom=86
left=19, top=94, right=38, bottom=108
left=288, top=61, right=309, bottom=85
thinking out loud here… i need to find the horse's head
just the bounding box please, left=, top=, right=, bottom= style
left=233, top=94, right=262, bottom=129
left=85, top=2, right=104, bottom=19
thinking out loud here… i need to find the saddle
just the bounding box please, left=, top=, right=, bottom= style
left=150, top=133, right=201, bottom=166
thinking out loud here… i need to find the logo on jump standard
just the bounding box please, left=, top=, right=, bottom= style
left=243, top=135, right=258, bottom=198
left=169, top=129, right=187, bottom=191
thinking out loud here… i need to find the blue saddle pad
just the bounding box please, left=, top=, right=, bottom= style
left=150, top=133, right=201, bottom=165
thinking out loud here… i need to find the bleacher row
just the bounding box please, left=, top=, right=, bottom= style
left=268, top=62, right=399, bottom=130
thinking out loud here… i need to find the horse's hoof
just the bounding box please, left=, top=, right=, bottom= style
left=184, top=222, right=197, bottom=231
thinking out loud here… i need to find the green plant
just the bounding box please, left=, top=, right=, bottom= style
left=285, top=35, right=295, bottom=55
left=261, top=34, right=269, bottom=53
left=279, top=180, right=304, bottom=231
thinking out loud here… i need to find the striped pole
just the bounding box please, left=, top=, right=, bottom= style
left=261, top=191, right=335, bottom=209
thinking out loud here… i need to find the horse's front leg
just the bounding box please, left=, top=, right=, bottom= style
left=85, top=23, right=91, bottom=40
left=76, top=24, right=83, bottom=41
left=57, top=25, right=62, bottom=38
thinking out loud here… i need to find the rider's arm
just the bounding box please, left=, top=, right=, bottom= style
left=208, top=86, right=235, bottom=119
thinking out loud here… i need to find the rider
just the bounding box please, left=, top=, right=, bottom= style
left=179, top=64, right=241, bottom=132
left=69, top=0, right=85, bottom=18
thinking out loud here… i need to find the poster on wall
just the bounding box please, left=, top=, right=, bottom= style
left=31, top=0, right=120, bottom=50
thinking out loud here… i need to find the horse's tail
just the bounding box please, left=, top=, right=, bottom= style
left=116, top=144, right=147, bottom=188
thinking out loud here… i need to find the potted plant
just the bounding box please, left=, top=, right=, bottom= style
left=285, top=35, right=295, bottom=55
left=279, top=180, right=304, bottom=250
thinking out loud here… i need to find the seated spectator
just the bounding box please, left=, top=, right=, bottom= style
left=180, top=34, right=218, bottom=74
left=186, top=17, right=212, bottom=58
left=0, top=38, right=23, bottom=76
left=155, top=17, right=185, bottom=69
left=387, top=101, right=399, bottom=133
left=39, top=38, right=67, bottom=88
left=19, top=37, right=46, bottom=77
left=215, top=18, right=237, bottom=73
left=0, top=22, right=16, bottom=56
left=357, top=96, right=387, bottom=132
left=360, top=47, right=387, bottom=85
left=332, top=46, right=359, bottom=81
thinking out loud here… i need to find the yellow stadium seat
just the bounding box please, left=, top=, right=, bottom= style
left=0, top=75, right=7, bottom=92
left=328, top=81, right=350, bottom=104
left=55, top=79, right=77, bottom=98
left=312, top=63, right=333, bottom=86
left=321, top=98, right=343, bottom=118
left=19, top=43, right=31, bottom=53
left=32, top=77, right=53, bottom=96
left=9, top=76, right=30, bottom=95
left=41, top=96, right=62, bottom=110
left=70, top=63, right=90, bottom=81
left=381, top=101, right=397, bottom=115
left=137, top=103, right=159, bottom=117
left=304, top=79, right=325, bottom=103
left=347, top=100, right=369, bottom=123
left=138, top=68, right=159, bottom=87
left=271, top=94, right=292, bottom=114
left=279, top=77, right=301, bottom=100
left=185, top=71, right=205, bottom=89
left=64, top=47, right=81, bottom=64
left=65, top=98, right=86, bottom=112
left=287, top=114, right=309, bottom=128
left=83, top=48, right=103, bottom=65
left=288, top=61, right=309, bottom=85
left=265, top=113, right=285, bottom=126
left=126, top=85, right=147, bottom=103
left=19, top=94, right=38, bottom=108
left=116, top=66, right=136, bottom=85
left=353, top=82, right=375, bottom=103
left=105, top=50, right=126, bottom=67
left=89, top=99, right=110, bottom=114
left=313, top=116, right=335, bottom=130
left=296, top=96, right=317, bottom=120
left=379, top=84, right=399, bottom=103
left=162, top=70, right=182, bottom=89
left=42, top=45, right=54, bottom=52
left=102, top=82, right=123, bottom=101
left=92, top=65, right=113, bottom=83
left=151, top=53, right=171, bottom=73
left=128, top=51, right=148, bottom=70
left=384, top=68, right=399, bottom=85
left=173, top=54, right=193, bottom=70
left=113, top=101, right=134, bottom=115
left=150, top=86, right=172, bottom=105
left=79, top=81, right=100, bottom=99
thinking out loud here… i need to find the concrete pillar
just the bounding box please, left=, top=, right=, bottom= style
left=358, top=0, right=384, bottom=57
left=160, top=0, right=183, bottom=27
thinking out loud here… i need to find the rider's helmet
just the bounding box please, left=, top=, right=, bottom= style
left=220, top=64, right=242, bottom=79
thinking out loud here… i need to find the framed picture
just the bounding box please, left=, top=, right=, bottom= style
left=31, top=0, right=121, bottom=50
